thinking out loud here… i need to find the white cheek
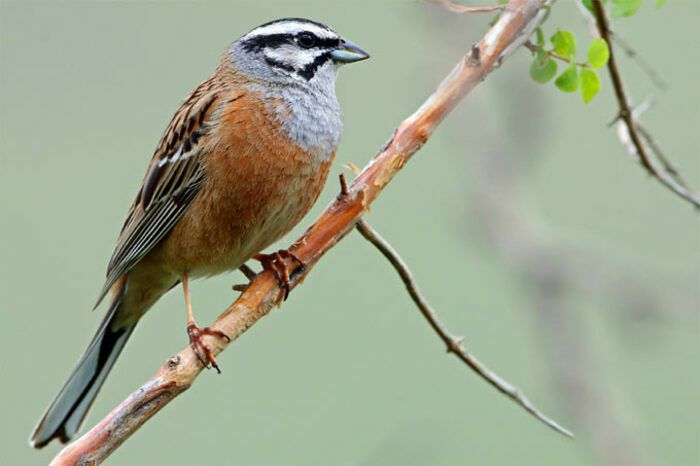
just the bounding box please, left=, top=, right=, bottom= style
left=266, top=46, right=322, bottom=69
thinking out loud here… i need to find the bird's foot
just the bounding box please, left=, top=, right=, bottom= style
left=187, top=324, right=230, bottom=373
left=253, top=249, right=305, bottom=300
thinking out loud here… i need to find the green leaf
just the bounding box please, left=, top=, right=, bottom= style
left=580, top=69, right=601, bottom=103
left=656, top=0, right=666, bottom=6
left=611, top=0, right=642, bottom=17
left=587, top=39, right=610, bottom=69
left=550, top=30, right=577, bottom=60
left=530, top=52, right=558, bottom=84
left=554, top=64, right=579, bottom=93
left=535, top=27, right=544, bottom=47
left=534, top=48, right=548, bottom=67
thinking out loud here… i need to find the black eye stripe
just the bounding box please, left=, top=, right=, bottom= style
left=241, top=33, right=340, bottom=52
left=241, top=34, right=290, bottom=52
left=299, top=32, right=340, bottom=49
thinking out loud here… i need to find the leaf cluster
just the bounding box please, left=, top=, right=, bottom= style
left=526, top=0, right=665, bottom=103
left=529, top=29, right=609, bottom=103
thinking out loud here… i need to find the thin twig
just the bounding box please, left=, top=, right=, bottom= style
left=590, top=0, right=700, bottom=208
left=635, top=123, right=691, bottom=191
left=523, top=41, right=591, bottom=68
left=426, top=0, right=505, bottom=14
left=613, top=99, right=692, bottom=192
left=51, top=1, right=555, bottom=463
left=355, top=219, right=574, bottom=438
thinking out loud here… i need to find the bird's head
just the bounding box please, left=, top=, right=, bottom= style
left=230, top=18, right=369, bottom=85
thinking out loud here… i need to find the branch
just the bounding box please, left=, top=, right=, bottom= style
left=615, top=100, right=694, bottom=194
left=51, top=1, right=551, bottom=463
left=590, top=0, right=700, bottom=208
left=635, top=123, right=691, bottom=191
left=355, top=219, right=573, bottom=438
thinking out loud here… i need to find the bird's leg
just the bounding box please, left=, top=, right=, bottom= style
left=182, top=273, right=230, bottom=373
left=253, top=250, right=305, bottom=300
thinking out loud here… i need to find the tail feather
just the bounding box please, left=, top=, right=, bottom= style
left=30, top=285, right=136, bottom=449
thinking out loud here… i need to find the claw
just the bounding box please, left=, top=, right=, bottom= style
left=187, top=324, right=230, bottom=373
left=253, top=250, right=305, bottom=300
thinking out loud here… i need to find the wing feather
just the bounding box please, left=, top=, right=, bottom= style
left=94, top=82, right=225, bottom=308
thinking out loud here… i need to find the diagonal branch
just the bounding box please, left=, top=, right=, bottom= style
left=50, top=1, right=553, bottom=464
left=355, top=219, right=573, bottom=437
left=635, top=123, right=691, bottom=191
left=614, top=100, right=694, bottom=194
left=590, top=0, right=700, bottom=208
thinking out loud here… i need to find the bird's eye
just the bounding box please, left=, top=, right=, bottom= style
left=297, top=33, right=316, bottom=49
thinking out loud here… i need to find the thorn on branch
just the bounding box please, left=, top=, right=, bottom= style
left=355, top=218, right=574, bottom=439
left=606, top=111, right=622, bottom=128
left=446, top=337, right=463, bottom=354
left=339, top=173, right=349, bottom=197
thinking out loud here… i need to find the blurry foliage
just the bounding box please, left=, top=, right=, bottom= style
left=582, top=0, right=666, bottom=17
left=528, top=0, right=664, bottom=103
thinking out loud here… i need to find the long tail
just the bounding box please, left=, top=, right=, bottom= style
left=30, top=282, right=136, bottom=449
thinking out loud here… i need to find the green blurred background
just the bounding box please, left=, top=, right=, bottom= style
left=1, top=1, right=698, bottom=465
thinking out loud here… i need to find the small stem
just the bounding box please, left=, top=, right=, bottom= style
left=356, top=219, right=574, bottom=438
left=524, top=41, right=590, bottom=68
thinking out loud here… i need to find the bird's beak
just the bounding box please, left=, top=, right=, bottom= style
left=330, top=39, right=370, bottom=64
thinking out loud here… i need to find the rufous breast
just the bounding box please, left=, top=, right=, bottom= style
left=154, top=88, right=335, bottom=277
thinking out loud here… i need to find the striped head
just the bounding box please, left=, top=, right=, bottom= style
left=230, top=18, right=369, bottom=85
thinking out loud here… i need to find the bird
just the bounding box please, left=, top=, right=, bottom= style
left=29, top=17, right=369, bottom=449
